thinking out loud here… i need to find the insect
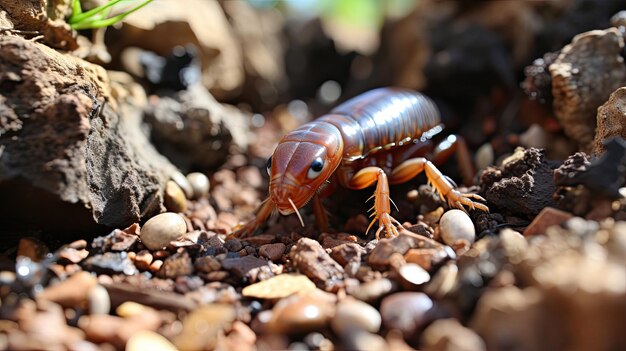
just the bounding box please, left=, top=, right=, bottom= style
left=233, top=88, right=488, bottom=239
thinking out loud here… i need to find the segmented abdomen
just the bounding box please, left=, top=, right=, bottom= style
left=320, top=88, right=442, bottom=159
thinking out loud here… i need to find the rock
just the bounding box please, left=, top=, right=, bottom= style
left=37, top=271, right=97, bottom=308
left=267, top=290, right=336, bottom=334
left=330, top=243, right=366, bottom=267
left=424, top=262, right=459, bottom=299
left=170, top=171, right=194, bottom=199
left=104, top=283, right=197, bottom=313
left=87, top=284, right=111, bottom=315
left=83, top=252, right=138, bottom=276
left=475, top=142, right=495, bottom=171
left=289, top=238, right=345, bottom=291
left=194, top=255, right=222, bottom=273
left=549, top=28, right=626, bottom=152
left=471, top=287, right=548, bottom=351
left=140, top=213, right=187, bottom=250
left=157, top=250, right=193, bottom=279
left=331, top=298, right=382, bottom=335
left=404, top=247, right=451, bottom=271
left=187, top=172, right=210, bottom=199
left=79, top=307, right=162, bottom=349
left=523, top=207, right=573, bottom=236
left=172, top=304, right=236, bottom=351
left=480, top=147, right=560, bottom=218
left=133, top=250, right=154, bottom=271
left=422, top=319, right=486, bottom=351
left=126, top=330, right=177, bottom=351
left=13, top=300, right=85, bottom=350
left=348, top=278, right=399, bottom=303
left=144, top=85, right=252, bottom=170
left=522, top=52, right=559, bottom=105
left=556, top=138, right=626, bottom=199
left=380, top=292, right=435, bottom=339
left=164, top=181, right=188, bottom=212
left=368, top=230, right=443, bottom=270
left=0, top=35, right=178, bottom=230
left=92, top=224, right=140, bottom=253
left=242, top=273, right=316, bottom=299
left=343, top=330, right=388, bottom=351
left=222, top=255, right=269, bottom=279
left=438, top=209, right=476, bottom=247
left=258, top=243, right=286, bottom=261
left=519, top=124, right=549, bottom=149
left=397, top=263, right=431, bottom=288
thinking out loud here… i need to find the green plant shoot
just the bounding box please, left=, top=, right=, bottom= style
left=69, top=0, right=153, bottom=30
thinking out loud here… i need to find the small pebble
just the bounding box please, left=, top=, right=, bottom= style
left=424, top=262, right=458, bottom=299
left=242, top=273, right=316, bottom=299
left=331, top=298, right=382, bottom=335
left=267, top=290, right=336, bottom=334
left=87, top=284, right=111, bottom=315
left=164, top=181, right=188, bottom=213
left=187, top=172, right=211, bottom=199
left=259, top=243, right=286, bottom=261
left=421, top=319, right=486, bottom=351
left=140, top=213, right=187, bottom=250
left=475, top=142, right=495, bottom=170
left=126, top=330, right=178, bottom=351
left=349, top=278, right=398, bottom=303
left=439, top=210, right=476, bottom=247
left=380, top=292, right=435, bottom=338
left=171, top=171, right=194, bottom=199
left=38, top=271, right=97, bottom=308
left=398, top=263, right=431, bottom=287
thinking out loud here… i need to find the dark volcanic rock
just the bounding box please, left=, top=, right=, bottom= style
left=0, top=35, right=178, bottom=230
left=480, top=147, right=560, bottom=218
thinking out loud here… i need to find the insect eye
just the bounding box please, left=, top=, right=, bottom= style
left=307, top=157, right=325, bottom=179
left=266, top=156, right=272, bottom=176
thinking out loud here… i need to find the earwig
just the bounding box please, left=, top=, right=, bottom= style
left=233, top=88, right=488, bottom=239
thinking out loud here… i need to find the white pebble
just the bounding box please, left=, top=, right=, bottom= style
left=439, top=209, right=476, bottom=246
left=186, top=172, right=210, bottom=199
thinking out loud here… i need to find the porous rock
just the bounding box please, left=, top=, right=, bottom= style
left=0, top=35, right=178, bottom=230
left=549, top=28, right=626, bottom=152
left=479, top=147, right=560, bottom=218
left=594, top=87, right=626, bottom=155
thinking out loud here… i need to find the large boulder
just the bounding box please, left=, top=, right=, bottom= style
left=0, top=34, right=178, bottom=231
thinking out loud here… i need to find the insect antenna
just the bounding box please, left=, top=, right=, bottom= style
left=288, top=197, right=305, bottom=227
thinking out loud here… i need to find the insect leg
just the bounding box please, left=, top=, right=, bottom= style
left=349, top=167, right=404, bottom=238
left=431, top=134, right=475, bottom=186
left=312, top=193, right=330, bottom=233
left=230, top=198, right=276, bottom=237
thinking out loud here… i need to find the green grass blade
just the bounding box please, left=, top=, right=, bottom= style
left=69, top=0, right=124, bottom=24
left=71, top=0, right=153, bottom=30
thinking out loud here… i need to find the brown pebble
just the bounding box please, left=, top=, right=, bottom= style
left=404, top=247, right=449, bottom=271
left=158, top=251, right=193, bottom=279
left=172, top=304, right=236, bottom=351
left=126, top=330, right=178, bottom=351
left=133, top=250, right=153, bottom=271
left=222, top=255, right=269, bottom=278
left=267, top=290, right=336, bottom=334
left=38, top=271, right=97, bottom=308
left=523, top=207, right=573, bottom=236
left=243, top=234, right=275, bottom=247
left=368, top=230, right=442, bottom=270
left=164, top=181, right=188, bottom=212
left=194, top=255, right=222, bottom=273
left=289, top=238, right=344, bottom=291
left=421, top=319, right=486, bottom=351
left=259, top=243, right=286, bottom=261
left=149, top=260, right=164, bottom=272
left=380, top=292, right=435, bottom=338
left=331, top=298, right=382, bottom=335
left=330, top=243, right=366, bottom=267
